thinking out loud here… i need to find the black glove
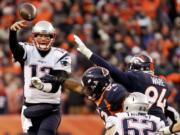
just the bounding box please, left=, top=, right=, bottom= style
left=41, top=74, right=65, bottom=84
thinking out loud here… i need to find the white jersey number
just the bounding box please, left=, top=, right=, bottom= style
left=122, top=118, right=156, bottom=135
left=145, top=86, right=166, bottom=112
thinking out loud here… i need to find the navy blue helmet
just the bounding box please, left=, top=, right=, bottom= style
left=128, top=53, right=154, bottom=74
left=82, top=66, right=111, bottom=101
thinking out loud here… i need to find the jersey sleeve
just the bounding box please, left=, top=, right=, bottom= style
left=90, top=53, right=138, bottom=89
left=18, top=42, right=28, bottom=60
left=54, top=51, right=72, bottom=73
left=9, top=30, right=25, bottom=62
left=18, top=42, right=36, bottom=62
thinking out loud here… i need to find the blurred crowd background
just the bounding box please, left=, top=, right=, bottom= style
left=0, top=0, right=179, bottom=115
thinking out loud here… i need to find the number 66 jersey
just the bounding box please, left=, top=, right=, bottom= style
left=19, top=42, right=71, bottom=104
left=105, top=112, right=165, bottom=135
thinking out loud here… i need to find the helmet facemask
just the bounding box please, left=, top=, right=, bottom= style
left=33, top=33, right=55, bottom=51
left=82, top=66, right=111, bottom=101
left=32, top=21, right=56, bottom=51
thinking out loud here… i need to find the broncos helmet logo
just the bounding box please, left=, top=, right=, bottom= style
left=128, top=52, right=154, bottom=74
left=82, top=66, right=111, bottom=100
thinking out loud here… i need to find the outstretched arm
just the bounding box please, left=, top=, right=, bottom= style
left=9, top=21, right=27, bottom=61
left=73, top=35, right=134, bottom=87
left=39, top=73, right=83, bottom=94
left=73, top=34, right=122, bottom=76
left=63, top=79, right=83, bottom=93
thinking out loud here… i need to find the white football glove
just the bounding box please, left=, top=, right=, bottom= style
left=159, top=126, right=172, bottom=135
left=31, top=77, right=53, bottom=92
left=31, top=77, right=44, bottom=90
left=73, top=34, right=93, bottom=59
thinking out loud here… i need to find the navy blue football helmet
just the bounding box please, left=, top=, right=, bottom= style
left=82, top=66, right=111, bottom=101
left=128, top=53, right=154, bottom=74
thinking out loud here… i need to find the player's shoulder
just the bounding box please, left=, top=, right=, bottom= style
left=148, top=114, right=162, bottom=121
left=115, top=112, right=129, bottom=118
left=18, top=42, right=34, bottom=47
left=125, top=71, right=150, bottom=82
left=18, top=42, right=35, bottom=51
left=52, top=47, right=69, bottom=54
left=107, top=83, right=126, bottom=92
left=105, top=83, right=127, bottom=98
left=51, top=47, right=70, bottom=57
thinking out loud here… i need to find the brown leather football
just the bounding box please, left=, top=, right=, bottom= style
left=19, top=3, right=37, bottom=21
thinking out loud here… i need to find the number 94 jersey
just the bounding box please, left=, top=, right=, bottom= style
left=106, top=112, right=165, bottom=135
left=90, top=54, right=169, bottom=122
left=95, top=83, right=128, bottom=122
left=19, top=42, right=71, bottom=104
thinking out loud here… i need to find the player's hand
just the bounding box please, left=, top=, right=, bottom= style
left=10, top=20, right=28, bottom=31
left=31, top=77, right=44, bottom=90
left=73, top=34, right=93, bottom=59
left=158, top=126, right=171, bottom=135
left=73, top=35, right=87, bottom=52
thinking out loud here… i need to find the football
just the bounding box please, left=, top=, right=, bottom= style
left=19, top=3, right=37, bottom=21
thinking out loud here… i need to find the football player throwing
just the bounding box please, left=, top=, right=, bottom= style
left=9, top=20, right=71, bottom=135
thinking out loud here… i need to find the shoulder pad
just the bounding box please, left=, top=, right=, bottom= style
left=54, top=47, right=68, bottom=54
left=53, top=48, right=69, bottom=57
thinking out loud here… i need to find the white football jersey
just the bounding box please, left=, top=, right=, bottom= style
left=106, top=112, right=165, bottom=135
left=19, top=42, right=71, bottom=104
